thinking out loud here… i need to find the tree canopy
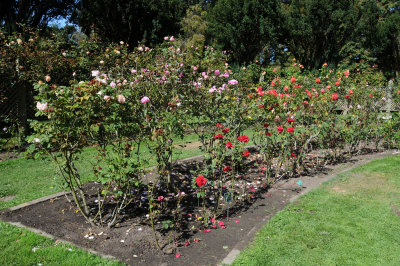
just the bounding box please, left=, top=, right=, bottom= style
left=0, top=0, right=77, bottom=33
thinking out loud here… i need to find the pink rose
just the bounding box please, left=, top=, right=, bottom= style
left=117, top=94, right=125, bottom=104
left=141, top=96, right=150, bottom=103
left=104, top=95, right=111, bottom=101
left=36, top=102, right=47, bottom=111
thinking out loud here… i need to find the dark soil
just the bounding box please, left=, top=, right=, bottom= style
left=0, top=148, right=395, bottom=266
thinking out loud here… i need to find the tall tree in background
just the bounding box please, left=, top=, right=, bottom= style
left=74, top=0, right=188, bottom=46
left=207, top=0, right=281, bottom=64
left=0, top=0, right=77, bottom=34
left=281, top=0, right=362, bottom=69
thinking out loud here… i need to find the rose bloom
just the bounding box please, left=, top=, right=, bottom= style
left=277, top=126, right=284, bottom=133
left=348, top=90, right=353, bottom=95
left=287, top=127, right=294, bottom=133
left=158, top=196, right=164, bottom=201
left=104, top=95, right=111, bottom=101
left=223, top=166, right=231, bottom=172
left=237, top=135, right=249, bottom=143
left=214, top=134, right=223, bottom=140
left=117, top=94, right=125, bottom=104
left=265, top=132, right=272, bottom=136
left=222, top=128, right=230, bottom=133
left=214, top=70, right=220, bottom=75
left=226, top=142, right=233, bottom=149
left=321, top=88, right=325, bottom=94
left=290, top=77, right=296, bottom=83
left=346, top=94, right=351, bottom=99
left=228, top=79, right=238, bottom=85
left=243, top=150, right=250, bottom=157
left=288, top=117, right=295, bottom=123
left=291, top=152, right=296, bottom=157
left=264, top=123, right=269, bottom=128
left=141, top=96, right=149, bottom=103
left=331, top=93, right=338, bottom=100
left=36, top=102, right=47, bottom=111
left=196, top=176, right=207, bottom=187
left=315, top=78, right=321, bottom=83
left=335, top=81, right=340, bottom=86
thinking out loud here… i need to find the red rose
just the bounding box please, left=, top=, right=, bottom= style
left=222, top=128, right=230, bottom=133
left=265, top=132, right=272, bottom=136
left=264, top=123, right=269, bottom=128
left=214, top=134, right=223, bottom=140
left=286, top=127, right=294, bottom=133
left=223, top=166, right=231, bottom=172
left=216, top=123, right=223, bottom=128
left=346, top=94, right=351, bottom=99
left=398, top=90, right=400, bottom=94
left=348, top=90, right=353, bottom=95
left=290, top=77, right=296, bottom=83
left=288, top=117, right=295, bottom=123
left=243, top=150, right=250, bottom=157
left=277, top=126, right=284, bottom=133
left=237, top=135, right=249, bottom=143
left=335, top=81, right=340, bottom=86
left=369, top=94, right=373, bottom=98
left=196, top=176, right=207, bottom=187
left=291, top=152, right=296, bottom=157
left=331, top=93, right=338, bottom=100
left=315, top=78, right=321, bottom=83
left=226, top=142, right=233, bottom=149
left=321, top=88, right=325, bottom=94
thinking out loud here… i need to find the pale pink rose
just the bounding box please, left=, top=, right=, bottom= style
left=223, top=72, right=229, bottom=78
left=169, top=36, right=175, bottom=42
left=36, top=102, right=47, bottom=111
left=117, top=94, right=126, bottom=104
left=228, top=79, right=238, bottom=85
left=138, top=46, right=143, bottom=51
left=104, top=95, right=111, bottom=101
left=141, top=96, right=149, bottom=103
left=91, top=70, right=100, bottom=77
left=110, top=81, right=116, bottom=88
left=164, top=36, right=169, bottom=41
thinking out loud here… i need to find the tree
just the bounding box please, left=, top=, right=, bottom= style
left=207, top=0, right=281, bottom=64
left=281, top=0, right=362, bottom=69
left=180, top=4, right=208, bottom=50
left=0, top=0, right=77, bottom=34
left=74, top=0, right=188, bottom=46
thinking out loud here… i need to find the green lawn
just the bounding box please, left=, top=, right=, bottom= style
left=233, top=155, right=400, bottom=265
left=0, top=220, right=122, bottom=265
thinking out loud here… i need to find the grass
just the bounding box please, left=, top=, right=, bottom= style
left=0, top=221, right=122, bottom=265
left=233, top=155, right=400, bottom=265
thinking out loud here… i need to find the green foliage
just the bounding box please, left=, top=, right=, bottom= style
left=74, top=0, right=188, bottom=46
left=281, top=0, right=362, bottom=69
left=180, top=4, right=208, bottom=62
left=0, top=0, right=77, bottom=34
left=207, top=0, right=281, bottom=63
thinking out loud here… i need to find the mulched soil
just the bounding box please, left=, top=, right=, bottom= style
left=0, top=148, right=395, bottom=266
